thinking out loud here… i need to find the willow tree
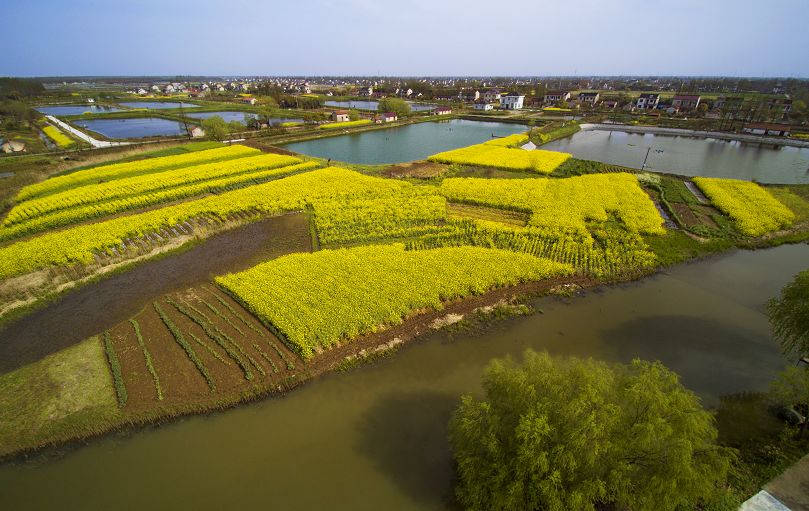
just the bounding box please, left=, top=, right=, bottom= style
left=768, top=269, right=809, bottom=358
left=448, top=350, right=731, bottom=511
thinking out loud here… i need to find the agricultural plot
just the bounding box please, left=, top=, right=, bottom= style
left=428, top=135, right=570, bottom=174
left=42, top=125, right=75, bottom=149
left=15, top=144, right=259, bottom=201
left=319, top=120, right=373, bottom=130
left=693, top=177, right=796, bottom=236
left=311, top=189, right=449, bottom=246
left=216, top=245, right=572, bottom=360
left=1, top=154, right=315, bottom=240
left=0, top=167, right=411, bottom=280
left=439, top=173, right=665, bottom=237
left=104, top=285, right=301, bottom=411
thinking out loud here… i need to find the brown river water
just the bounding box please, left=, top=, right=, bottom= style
left=0, top=242, right=807, bottom=510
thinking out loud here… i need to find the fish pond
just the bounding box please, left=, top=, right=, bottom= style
left=72, top=118, right=188, bottom=139
left=324, top=100, right=437, bottom=112
left=118, top=102, right=199, bottom=110
left=542, top=128, right=809, bottom=184
left=0, top=243, right=806, bottom=510
left=184, top=111, right=302, bottom=126
left=283, top=119, right=527, bottom=164
left=35, top=105, right=123, bottom=116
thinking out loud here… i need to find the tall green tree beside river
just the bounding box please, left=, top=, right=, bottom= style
left=448, top=350, right=732, bottom=511
left=768, top=269, right=809, bottom=358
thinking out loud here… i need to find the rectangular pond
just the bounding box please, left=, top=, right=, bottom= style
left=541, top=128, right=809, bottom=184
left=118, top=102, right=199, bottom=110
left=72, top=118, right=188, bottom=139
left=324, top=100, right=436, bottom=112
left=283, top=119, right=527, bottom=164
left=35, top=105, right=123, bottom=116
left=184, top=111, right=303, bottom=126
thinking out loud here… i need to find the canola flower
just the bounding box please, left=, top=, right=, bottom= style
left=15, top=144, right=259, bottom=201
left=429, top=143, right=570, bottom=174
left=42, top=125, right=75, bottom=149
left=693, top=177, right=795, bottom=236
left=216, top=245, right=573, bottom=359
left=0, top=167, right=409, bottom=280
left=319, top=120, right=372, bottom=130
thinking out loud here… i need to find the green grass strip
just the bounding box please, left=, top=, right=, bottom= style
left=252, top=343, right=280, bottom=374
left=188, top=331, right=230, bottom=366
left=166, top=298, right=253, bottom=381
left=205, top=287, right=266, bottom=337
left=102, top=331, right=128, bottom=407
left=130, top=319, right=163, bottom=401
left=153, top=302, right=216, bottom=392
left=198, top=298, right=245, bottom=335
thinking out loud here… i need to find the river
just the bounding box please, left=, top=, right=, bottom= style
left=0, top=243, right=806, bottom=510
left=542, top=129, right=809, bottom=184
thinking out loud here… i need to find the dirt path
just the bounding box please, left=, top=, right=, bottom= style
left=764, top=453, right=809, bottom=510
left=0, top=213, right=311, bottom=374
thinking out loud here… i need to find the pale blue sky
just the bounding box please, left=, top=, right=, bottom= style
left=2, top=0, right=807, bottom=77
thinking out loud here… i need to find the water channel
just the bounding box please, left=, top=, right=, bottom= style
left=1, top=243, right=806, bottom=510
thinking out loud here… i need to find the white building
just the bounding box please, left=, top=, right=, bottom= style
left=636, top=93, right=660, bottom=110
left=472, top=102, right=494, bottom=111
left=500, top=93, right=525, bottom=110
left=433, top=106, right=452, bottom=115
left=483, top=90, right=502, bottom=103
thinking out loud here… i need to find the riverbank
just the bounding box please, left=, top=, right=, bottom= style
left=581, top=123, right=809, bottom=149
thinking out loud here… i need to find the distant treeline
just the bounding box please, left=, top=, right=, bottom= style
left=0, top=78, right=45, bottom=99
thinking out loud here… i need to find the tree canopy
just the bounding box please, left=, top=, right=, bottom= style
left=448, top=350, right=731, bottom=511
left=377, top=97, right=411, bottom=117
left=201, top=116, right=228, bottom=141
left=768, top=269, right=809, bottom=358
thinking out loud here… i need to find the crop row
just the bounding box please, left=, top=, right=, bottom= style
left=5, top=153, right=302, bottom=226
left=692, top=177, right=795, bottom=236
left=0, top=161, right=320, bottom=241
left=15, top=144, right=259, bottom=201
left=215, top=245, right=573, bottom=360
left=0, top=167, right=409, bottom=280
left=405, top=219, right=658, bottom=278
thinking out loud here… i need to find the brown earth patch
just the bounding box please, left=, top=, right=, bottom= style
left=672, top=202, right=701, bottom=228
left=382, top=161, right=448, bottom=179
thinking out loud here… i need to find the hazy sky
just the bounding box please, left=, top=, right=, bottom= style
left=3, top=0, right=807, bottom=77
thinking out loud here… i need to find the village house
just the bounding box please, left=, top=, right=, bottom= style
left=601, top=99, right=619, bottom=109
left=500, top=92, right=525, bottom=110
left=712, top=95, right=743, bottom=112
left=459, top=90, right=480, bottom=102
left=636, top=93, right=659, bottom=110
left=767, top=97, right=793, bottom=119
left=483, top=90, right=502, bottom=103
left=239, top=97, right=257, bottom=105
left=382, top=112, right=397, bottom=123
left=188, top=126, right=205, bottom=138
left=432, top=106, right=452, bottom=115
left=742, top=123, right=792, bottom=137
left=671, top=94, right=701, bottom=111
left=544, top=91, right=571, bottom=103
left=164, top=84, right=176, bottom=94
left=578, top=92, right=600, bottom=105
left=472, top=102, right=494, bottom=111
left=332, top=110, right=350, bottom=122
left=137, top=88, right=147, bottom=95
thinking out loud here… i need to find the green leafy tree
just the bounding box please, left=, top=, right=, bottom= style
left=768, top=270, right=809, bottom=357
left=201, top=115, right=228, bottom=141
left=227, top=120, right=243, bottom=133
left=348, top=109, right=360, bottom=121
left=770, top=366, right=809, bottom=436
left=448, top=350, right=731, bottom=511
left=377, top=97, right=411, bottom=117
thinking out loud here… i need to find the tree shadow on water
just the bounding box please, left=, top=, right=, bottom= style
left=600, top=315, right=783, bottom=400
left=353, top=389, right=460, bottom=508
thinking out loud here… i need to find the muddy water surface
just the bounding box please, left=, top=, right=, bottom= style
left=0, top=243, right=807, bottom=510
left=0, top=213, right=310, bottom=373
